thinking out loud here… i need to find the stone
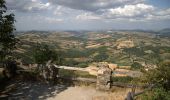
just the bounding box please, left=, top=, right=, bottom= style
left=42, top=60, right=59, bottom=83
left=96, top=63, right=112, bottom=91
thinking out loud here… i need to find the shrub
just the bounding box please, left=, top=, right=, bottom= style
left=131, top=62, right=143, bottom=70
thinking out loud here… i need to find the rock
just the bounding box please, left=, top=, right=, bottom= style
left=86, top=66, right=99, bottom=76
left=96, top=63, right=112, bottom=91
left=108, top=64, right=118, bottom=70
left=41, top=60, right=59, bottom=83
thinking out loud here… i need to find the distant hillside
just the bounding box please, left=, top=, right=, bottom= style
left=14, top=30, right=170, bottom=68
left=158, top=28, right=170, bottom=37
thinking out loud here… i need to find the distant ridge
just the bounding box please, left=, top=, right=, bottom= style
left=157, top=28, right=170, bottom=37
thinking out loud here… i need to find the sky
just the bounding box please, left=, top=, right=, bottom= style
left=5, top=0, right=170, bottom=31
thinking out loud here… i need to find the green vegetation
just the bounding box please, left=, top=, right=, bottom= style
left=112, top=76, right=133, bottom=83
left=139, top=88, right=170, bottom=100
left=93, top=53, right=108, bottom=62
left=33, top=43, right=62, bottom=64
left=15, top=30, right=170, bottom=67
left=76, top=63, right=88, bottom=68
left=0, top=1, right=170, bottom=100
left=123, top=47, right=145, bottom=57
left=139, top=61, right=170, bottom=100
left=131, top=62, right=143, bottom=70
left=0, top=0, right=18, bottom=61
left=59, top=69, right=96, bottom=78
left=62, top=49, right=89, bottom=58
left=146, top=61, right=170, bottom=90
left=0, top=0, right=18, bottom=79
left=63, top=59, right=79, bottom=66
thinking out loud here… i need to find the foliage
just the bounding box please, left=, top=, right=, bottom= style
left=112, top=76, right=133, bottom=83
left=123, top=47, right=145, bottom=57
left=139, top=88, right=170, bottom=100
left=62, top=49, right=87, bottom=58
left=140, top=61, right=170, bottom=99
left=59, top=69, right=96, bottom=78
left=93, top=53, right=108, bottom=62
left=77, top=62, right=88, bottom=68
left=59, top=69, right=75, bottom=78
left=145, top=61, right=170, bottom=90
left=0, top=0, right=18, bottom=61
left=131, top=62, right=143, bottom=70
left=33, top=43, right=61, bottom=64
left=63, top=59, right=79, bottom=66
left=152, top=88, right=170, bottom=100
left=62, top=48, right=96, bottom=58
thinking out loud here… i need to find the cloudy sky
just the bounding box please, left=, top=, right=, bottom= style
left=5, top=0, right=170, bottom=31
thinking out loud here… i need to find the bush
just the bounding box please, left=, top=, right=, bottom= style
left=33, top=43, right=61, bottom=64
left=131, top=62, right=143, bottom=70
left=139, top=61, right=170, bottom=99
left=112, top=76, right=133, bottom=83
left=145, top=61, right=170, bottom=90
left=63, top=59, right=79, bottom=66
left=153, top=88, right=170, bottom=100
left=77, top=63, right=88, bottom=68
left=93, top=53, right=108, bottom=62
left=140, top=88, right=170, bottom=100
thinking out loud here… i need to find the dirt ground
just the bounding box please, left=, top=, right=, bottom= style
left=0, top=81, right=132, bottom=100
left=47, top=86, right=131, bottom=100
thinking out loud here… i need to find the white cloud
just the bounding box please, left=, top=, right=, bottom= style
left=53, top=5, right=82, bottom=16
left=5, top=0, right=170, bottom=30
left=6, top=0, right=52, bottom=12
left=44, top=17, right=63, bottom=23
left=26, top=2, right=51, bottom=11
left=145, top=14, right=170, bottom=21
left=155, top=8, right=170, bottom=16
left=53, top=6, right=63, bottom=15
left=134, top=7, right=170, bottom=21
left=18, top=15, right=63, bottom=24
left=31, top=0, right=38, bottom=2
left=36, top=16, right=63, bottom=23
left=105, top=4, right=154, bottom=18
left=76, top=13, right=101, bottom=20
left=49, top=0, right=145, bottom=12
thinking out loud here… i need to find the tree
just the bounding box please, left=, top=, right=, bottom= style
left=141, top=61, right=170, bottom=100
left=0, top=0, right=18, bottom=78
left=33, top=43, right=61, bottom=64
left=93, top=53, right=108, bottom=62
left=146, top=61, right=170, bottom=90
left=131, top=62, right=143, bottom=70
left=33, top=43, right=62, bottom=83
left=0, top=0, right=18, bottom=61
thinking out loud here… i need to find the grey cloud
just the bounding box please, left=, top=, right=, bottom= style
left=75, top=3, right=170, bottom=22
left=6, top=0, right=50, bottom=12
left=102, top=4, right=154, bottom=19
left=49, top=0, right=144, bottom=12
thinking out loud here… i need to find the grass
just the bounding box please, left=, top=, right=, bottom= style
left=112, top=76, right=133, bottom=83
left=59, top=69, right=96, bottom=78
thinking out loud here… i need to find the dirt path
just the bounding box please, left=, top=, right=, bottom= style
left=47, top=86, right=130, bottom=100
left=2, top=81, right=131, bottom=100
